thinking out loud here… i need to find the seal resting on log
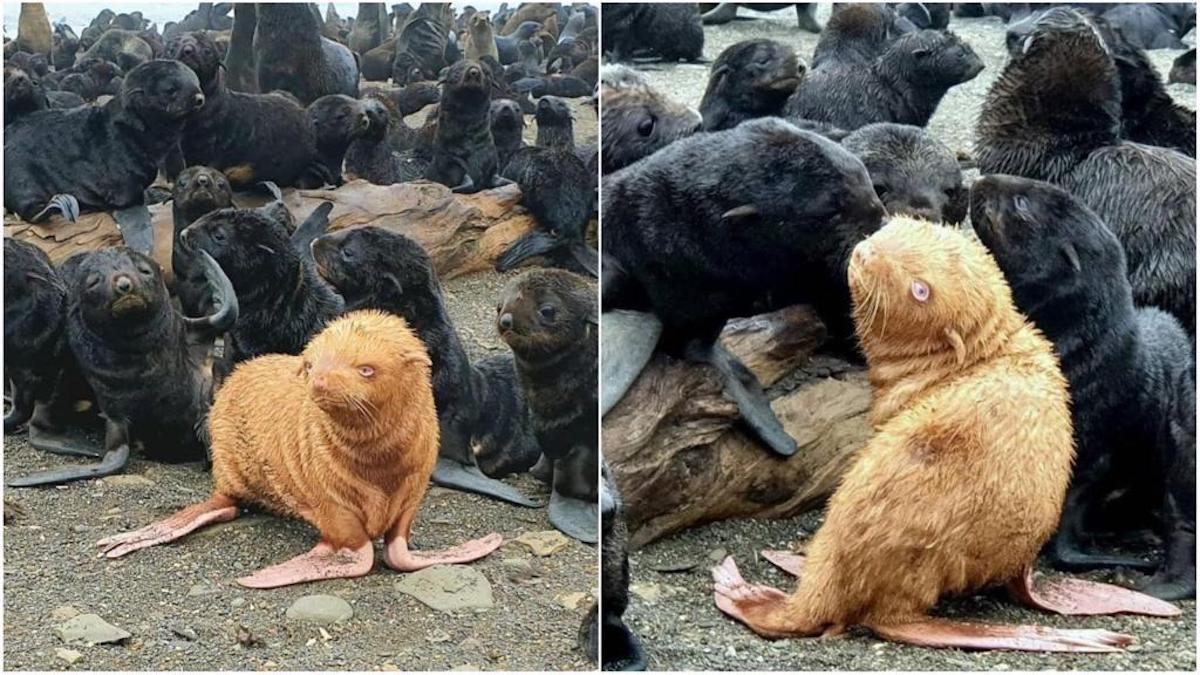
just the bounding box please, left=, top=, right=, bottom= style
left=712, top=217, right=1181, bottom=651
left=96, top=310, right=503, bottom=588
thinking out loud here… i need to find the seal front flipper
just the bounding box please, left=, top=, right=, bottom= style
left=568, top=241, right=598, bottom=278
left=181, top=250, right=240, bottom=339
left=31, top=194, right=80, bottom=223
left=688, top=339, right=798, bottom=457
left=431, top=456, right=543, bottom=507
left=871, top=618, right=1133, bottom=653
left=1007, top=565, right=1181, bottom=617
left=600, top=310, right=662, bottom=417
left=291, top=202, right=334, bottom=260
left=602, top=618, right=649, bottom=671
left=112, top=205, right=154, bottom=255
left=450, top=173, right=477, bottom=194
left=549, top=490, right=598, bottom=543
left=7, top=420, right=131, bottom=487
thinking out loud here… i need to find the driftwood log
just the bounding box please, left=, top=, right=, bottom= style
left=602, top=304, right=872, bottom=549
left=4, top=180, right=539, bottom=280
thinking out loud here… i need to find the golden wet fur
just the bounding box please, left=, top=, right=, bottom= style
left=208, top=310, right=438, bottom=549
left=779, top=217, right=1075, bottom=630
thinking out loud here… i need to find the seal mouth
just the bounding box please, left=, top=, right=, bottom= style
left=109, top=292, right=149, bottom=316
left=764, top=74, right=803, bottom=91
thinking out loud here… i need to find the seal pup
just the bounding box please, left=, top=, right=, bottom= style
left=599, top=65, right=701, bottom=174
left=391, top=2, right=452, bottom=84
left=311, top=227, right=542, bottom=507
left=785, top=29, right=983, bottom=131
left=841, top=123, right=966, bottom=224
left=180, top=205, right=344, bottom=371
left=712, top=218, right=1181, bottom=650
left=532, top=95, right=575, bottom=151
left=811, top=3, right=910, bottom=69
left=4, top=62, right=50, bottom=126
left=166, top=30, right=333, bottom=188
left=498, top=144, right=596, bottom=276
left=602, top=118, right=886, bottom=457
left=307, top=94, right=372, bottom=185
left=699, top=39, right=805, bottom=132
left=170, top=166, right=234, bottom=318
left=426, top=60, right=509, bottom=193
left=971, top=175, right=1196, bottom=600
left=8, top=247, right=237, bottom=487
left=97, top=311, right=503, bottom=587
left=4, top=60, right=205, bottom=255
left=602, top=3, right=703, bottom=63
left=976, top=7, right=1196, bottom=334
left=490, top=98, right=526, bottom=172
left=253, top=3, right=359, bottom=105
left=497, top=269, right=598, bottom=543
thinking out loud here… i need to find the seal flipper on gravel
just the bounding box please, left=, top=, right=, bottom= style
left=600, top=310, right=662, bottom=417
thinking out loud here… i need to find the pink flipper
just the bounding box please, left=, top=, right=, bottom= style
left=712, top=556, right=812, bottom=639
left=761, top=549, right=806, bottom=578
left=872, top=618, right=1134, bottom=653
left=383, top=533, right=503, bottom=572
left=96, top=495, right=239, bottom=558
left=1008, top=566, right=1181, bottom=618
left=236, top=541, right=375, bottom=588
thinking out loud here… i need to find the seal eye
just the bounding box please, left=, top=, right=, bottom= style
left=911, top=280, right=930, bottom=303
left=86, top=273, right=102, bottom=289
left=212, top=229, right=227, bottom=243
left=137, top=264, right=153, bottom=277
left=873, top=184, right=890, bottom=198
left=358, top=366, right=375, bottom=378
left=538, top=304, right=557, bottom=322
left=637, top=115, right=655, bottom=137
left=341, top=247, right=355, bottom=261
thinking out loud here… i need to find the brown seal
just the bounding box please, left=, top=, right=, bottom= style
left=712, top=217, right=1180, bottom=652
left=17, top=3, right=52, bottom=56
left=96, top=310, right=502, bottom=588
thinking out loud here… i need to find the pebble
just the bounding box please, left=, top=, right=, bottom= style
left=631, top=582, right=665, bottom=604
left=395, top=565, right=494, bottom=611
left=707, top=548, right=729, bottom=563
left=231, top=597, right=246, bottom=608
left=54, top=614, right=131, bottom=645
left=459, top=637, right=484, bottom=651
left=50, top=605, right=82, bottom=622
left=450, top=665, right=479, bottom=671
left=187, top=584, right=221, bottom=597
left=555, top=592, right=590, bottom=610
left=55, top=648, right=83, bottom=665
left=513, top=530, right=571, bottom=556
left=651, top=559, right=699, bottom=573
left=102, top=475, right=155, bottom=488
left=170, top=624, right=198, bottom=642
left=286, top=595, right=353, bottom=625
left=500, top=558, right=541, bottom=584
left=426, top=630, right=451, bottom=644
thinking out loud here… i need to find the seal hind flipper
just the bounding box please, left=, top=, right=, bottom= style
left=760, top=549, right=806, bottom=578
left=689, top=339, right=798, bottom=457
left=28, top=422, right=104, bottom=458
left=600, top=310, right=662, bottom=417
left=431, top=456, right=542, bottom=507
left=568, top=242, right=598, bottom=277
left=549, top=489, right=599, bottom=543
left=450, top=173, right=477, bottom=193
left=31, top=193, right=80, bottom=223
left=112, top=205, right=154, bottom=255
left=6, top=437, right=130, bottom=487
left=871, top=618, right=1133, bottom=653
left=1007, top=566, right=1181, bottom=617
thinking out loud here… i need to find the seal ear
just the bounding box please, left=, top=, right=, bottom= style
left=721, top=204, right=759, bottom=221
left=256, top=244, right=276, bottom=256
left=383, top=273, right=403, bottom=296
left=944, top=327, right=966, bottom=367
left=1059, top=242, right=1082, bottom=274
left=710, top=64, right=731, bottom=90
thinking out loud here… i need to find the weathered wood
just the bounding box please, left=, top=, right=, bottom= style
left=602, top=305, right=872, bottom=549
left=4, top=180, right=538, bottom=280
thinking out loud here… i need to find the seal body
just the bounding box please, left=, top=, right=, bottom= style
left=1169, top=49, right=1195, bottom=85
left=840, top=123, right=966, bottom=224
left=209, top=311, right=438, bottom=545
left=811, top=3, right=910, bottom=69
left=599, top=65, right=700, bottom=174
left=602, top=3, right=703, bottom=63
left=253, top=3, right=359, bottom=105
left=426, top=60, right=502, bottom=193
left=392, top=3, right=452, bottom=84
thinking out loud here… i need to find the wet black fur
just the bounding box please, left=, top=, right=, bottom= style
left=840, top=122, right=966, bottom=224
left=599, top=65, right=701, bottom=175
left=253, top=3, right=359, bottom=106
left=601, top=3, right=703, bottom=63
left=490, top=98, right=526, bottom=173
left=426, top=60, right=503, bottom=192
left=171, top=166, right=234, bottom=318
left=699, top=39, right=803, bottom=132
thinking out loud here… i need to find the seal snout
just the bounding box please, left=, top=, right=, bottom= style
left=192, top=92, right=206, bottom=109
left=498, top=312, right=515, bottom=332
left=113, top=274, right=134, bottom=295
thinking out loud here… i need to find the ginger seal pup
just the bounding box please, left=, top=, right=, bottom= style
left=97, top=310, right=502, bottom=588
left=712, top=217, right=1180, bottom=652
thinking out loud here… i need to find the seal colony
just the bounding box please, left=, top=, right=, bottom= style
left=600, top=2, right=1194, bottom=667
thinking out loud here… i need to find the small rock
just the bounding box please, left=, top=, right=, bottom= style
left=102, top=474, right=155, bottom=488
left=55, top=648, right=83, bottom=665
left=381, top=663, right=399, bottom=671
left=263, top=660, right=277, bottom=669
left=50, top=605, right=82, bottom=622
left=395, top=565, right=494, bottom=611
left=286, top=595, right=353, bottom=625
left=170, top=625, right=198, bottom=642
left=555, top=592, right=590, bottom=610
left=187, top=584, right=220, bottom=597
left=54, top=614, right=131, bottom=645
left=500, top=558, right=541, bottom=584
left=459, top=637, right=483, bottom=651
left=725, top=645, right=737, bottom=658
left=631, top=582, right=664, bottom=604
left=651, top=559, right=698, bottom=573
left=707, top=548, right=729, bottom=563
left=230, top=597, right=246, bottom=608
left=450, top=665, right=478, bottom=671
left=513, top=530, right=571, bottom=556
left=236, top=624, right=262, bottom=648
left=426, top=630, right=451, bottom=643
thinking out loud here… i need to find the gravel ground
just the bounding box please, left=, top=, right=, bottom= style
left=616, top=5, right=1196, bottom=671
left=3, top=100, right=600, bottom=671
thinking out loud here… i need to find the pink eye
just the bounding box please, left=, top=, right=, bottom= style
left=358, top=366, right=375, bottom=378
left=911, top=280, right=930, bottom=302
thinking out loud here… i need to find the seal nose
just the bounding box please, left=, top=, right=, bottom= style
left=113, top=275, right=134, bottom=295
left=181, top=43, right=195, bottom=57
left=192, top=92, right=205, bottom=109
left=196, top=173, right=211, bottom=188
left=312, top=374, right=329, bottom=391
left=498, top=312, right=514, bottom=331
left=796, top=61, right=807, bottom=77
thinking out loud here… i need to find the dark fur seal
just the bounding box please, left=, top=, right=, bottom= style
left=253, top=3, right=359, bottom=105
left=362, top=37, right=397, bottom=81
left=171, top=166, right=234, bottom=318
left=977, top=7, right=1196, bottom=334
left=47, top=57, right=122, bottom=102
left=7, top=246, right=237, bottom=487
left=811, top=3, right=910, bottom=69
left=894, top=2, right=950, bottom=29
left=166, top=31, right=332, bottom=188
left=349, top=2, right=390, bottom=55
left=785, top=29, right=983, bottom=130
left=1102, top=3, right=1191, bottom=51
left=180, top=206, right=344, bottom=369
left=4, top=60, right=204, bottom=256
left=499, top=143, right=597, bottom=276
left=1170, top=49, right=1195, bottom=85
left=308, top=94, right=372, bottom=185
left=7, top=50, right=49, bottom=77
left=223, top=3, right=257, bottom=92
left=600, top=65, right=701, bottom=174
left=602, top=3, right=703, bottom=63
left=498, top=269, right=599, bottom=542
left=602, top=118, right=885, bottom=456
left=311, top=226, right=542, bottom=506
left=533, top=95, right=574, bottom=150
left=840, top=123, right=966, bottom=224
left=701, top=3, right=822, bottom=32
left=81, top=29, right=152, bottom=71
left=4, top=62, right=49, bottom=126
left=426, top=60, right=508, bottom=193
left=490, top=98, right=526, bottom=172
left=495, top=21, right=541, bottom=65
left=588, top=459, right=648, bottom=670
left=392, top=2, right=452, bottom=84
left=971, top=173, right=1196, bottom=601
left=699, top=39, right=804, bottom=132
left=344, top=96, right=408, bottom=185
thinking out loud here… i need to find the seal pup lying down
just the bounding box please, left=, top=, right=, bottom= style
left=97, top=311, right=502, bottom=588
left=713, top=218, right=1180, bottom=651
